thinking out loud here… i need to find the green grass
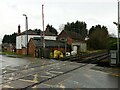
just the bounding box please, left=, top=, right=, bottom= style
left=0, top=51, right=17, bottom=55
left=0, top=51, right=24, bottom=58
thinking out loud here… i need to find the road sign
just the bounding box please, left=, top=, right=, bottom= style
left=110, top=50, right=117, bottom=65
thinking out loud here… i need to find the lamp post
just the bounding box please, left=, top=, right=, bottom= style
left=113, top=0, right=120, bottom=65
left=23, top=14, right=28, bottom=55
left=113, top=22, right=120, bottom=65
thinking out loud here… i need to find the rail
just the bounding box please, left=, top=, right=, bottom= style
left=61, top=52, right=109, bottom=64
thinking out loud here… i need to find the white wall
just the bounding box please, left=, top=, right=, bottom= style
left=72, top=42, right=87, bottom=52
left=28, top=35, right=41, bottom=42
left=80, top=43, right=87, bottom=52
left=44, top=36, right=57, bottom=40
left=16, top=36, right=22, bottom=49
left=21, top=35, right=27, bottom=48
left=16, top=35, right=57, bottom=49
left=73, top=46, right=77, bottom=51
left=16, top=35, right=41, bottom=49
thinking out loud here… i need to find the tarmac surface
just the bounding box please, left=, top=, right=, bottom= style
left=0, top=55, right=120, bottom=89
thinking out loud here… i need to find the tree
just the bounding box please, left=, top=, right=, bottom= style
left=33, top=29, right=41, bottom=35
left=2, top=35, right=10, bottom=43
left=88, top=25, right=109, bottom=50
left=45, top=24, right=58, bottom=35
left=108, top=37, right=117, bottom=50
left=2, top=33, right=17, bottom=44
left=10, top=33, right=17, bottom=44
left=64, top=20, right=88, bottom=39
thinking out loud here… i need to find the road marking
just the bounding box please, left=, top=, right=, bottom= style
left=111, top=74, right=120, bottom=77
left=33, top=74, right=38, bottom=83
left=49, top=71, right=63, bottom=74
left=9, top=77, right=14, bottom=80
left=40, top=83, right=54, bottom=87
left=19, top=79, right=37, bottom=83
left=46, top=72, right=56, bottom=76
left=73, top=81, right=79, bottom=84
left=3, top=85, right=14, bottom=88
left=59, top=83, right=65, bottom=88
left=40, top=83, right=65, bottom=88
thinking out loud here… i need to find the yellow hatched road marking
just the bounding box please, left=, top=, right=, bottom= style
left=3, top=85, right=14, bottom=88
left=19, top=79, right=38, bottom=83
left=111, top=74, right=120, bottom=77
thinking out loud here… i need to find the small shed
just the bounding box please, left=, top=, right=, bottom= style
left=28, top=37, right=65, bottom=58
left=72, top=42, right=87, bottom=53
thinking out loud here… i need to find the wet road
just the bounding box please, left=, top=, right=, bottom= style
left=0, top=55, right=119, bottom=89
left=0, top=55, right=31, bottom=69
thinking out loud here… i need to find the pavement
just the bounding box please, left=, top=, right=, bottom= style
left=91, top=65, right=120, bottom=77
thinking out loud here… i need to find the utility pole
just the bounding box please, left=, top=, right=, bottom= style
left=117, top=1, right=120, bottom=65
left=42, top=4, right=45, bottom=48
left=113, top=1, right=120, bottom=65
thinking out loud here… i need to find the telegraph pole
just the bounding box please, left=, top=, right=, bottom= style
left=117, top=1, right=120, bottom=65
left=42, top=4, right=45, bottom=48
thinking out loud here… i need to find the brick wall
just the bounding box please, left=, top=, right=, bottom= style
left=28, top=40, right=36, bottom=57
left=67, top=37, right=73, bottom=45
left=22, top=48, right=27, bottom=55
left=57, top=30, right=73, bottom=45
left=16, top=49, right=22, bottom=55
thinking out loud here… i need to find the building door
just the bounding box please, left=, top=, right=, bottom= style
left=73, top=45, right=77, bottom=51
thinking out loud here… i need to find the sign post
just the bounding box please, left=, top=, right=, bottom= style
left=110, top=50, right=117, bottom=66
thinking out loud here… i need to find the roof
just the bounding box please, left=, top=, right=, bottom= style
left=20, top=30, right=56, bottom=36
left=21, top=30, right=38, bottom=35
left=41, top=31, right=57, bottom=36
left=64, top=30, right=83, bottom=40
left=30, top=37, right=65, bottom=47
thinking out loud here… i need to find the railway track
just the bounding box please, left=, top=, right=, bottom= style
left=61, top=51, right=110, bottom=64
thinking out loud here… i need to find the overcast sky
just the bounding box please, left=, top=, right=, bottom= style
left=0, top=0, right=118, bottom=43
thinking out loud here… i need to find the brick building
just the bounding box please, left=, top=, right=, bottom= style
left=57, top=30, right=87, bottom=53
left=16, top=25, right=57, bottom=55
left=28, top=37, right=65, bottom=57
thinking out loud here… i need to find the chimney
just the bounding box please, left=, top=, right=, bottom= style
left=18, top=24, right=21, bottom=35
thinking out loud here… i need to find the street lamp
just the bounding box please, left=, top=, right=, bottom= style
left=113, top=22, right=119, bottom=65
left=23, top=14, right=28, bottom=55
left=112, top=0, right=120, bottom=65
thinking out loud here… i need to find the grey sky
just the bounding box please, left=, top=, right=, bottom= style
left=0, top=0, right=118, bottom=43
